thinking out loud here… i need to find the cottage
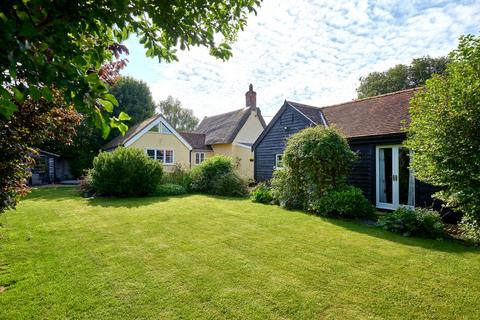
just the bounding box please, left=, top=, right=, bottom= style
left=104, top=85, right=266, bottom=180
left=252, top=88, right=436, bottom=210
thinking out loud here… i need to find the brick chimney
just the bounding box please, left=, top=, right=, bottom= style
left=245, top=83, right=256, bottom=110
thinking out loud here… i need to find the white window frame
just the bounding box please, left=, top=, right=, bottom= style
left=275, top=154, right=284, bottom=169
left=145, top=148, right=174, bottom=165
left=195, top=152, right=205, bottom=165
left=375, top=145, right=415, bottom=210
left=164, top=149, right=174, bottom=164
left=148, top=123, right=172, bottom=134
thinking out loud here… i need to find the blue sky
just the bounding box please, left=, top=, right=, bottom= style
left=122, top=0, right=480, bottom=121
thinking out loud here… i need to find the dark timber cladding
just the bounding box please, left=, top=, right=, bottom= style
left=254, top=101, right=314, bottom=181
left=252, top=88, right=438, bottom=210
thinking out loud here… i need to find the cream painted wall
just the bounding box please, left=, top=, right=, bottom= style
left=128, top=132, right=190, bottom=172
left=232, top=144, right=255, bottom=180
left=191, top=150, right=214, bottom=167
left=210, top=143, right=254, bottom=180
left=233, top=110, right=265, bottom=144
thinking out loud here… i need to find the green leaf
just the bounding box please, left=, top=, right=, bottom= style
left=29, top=86, right=41, bottom=101
left=86, top=73, right=100, bottom=83
left=12, top=87, right=24, bottom=103
left=104, top=93, right=118, bottom=106
left=0, top=86, right=9, bottom=99
left=42, top=87, right=53, bottom=102
left=0, top=99, right=18, bottom=119
left=118, top=122, right=129, bottom=135
left=99, top=99, right=114, bottom=112
left=19, top=22, right=38, bottom=37
left=101, top=121, right=111, bottom=139
left=118, top=111, right=131, bottom=121
left=73, top=56, right=88, bottom=68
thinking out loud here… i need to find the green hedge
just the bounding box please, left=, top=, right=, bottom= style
left=309, top=186, right=375, bottom=218
left=377, top=207, right=445, bottom=239
left=190, top=155, right=247, bottom=197
left=91, top=147, right=163, bottom=197
left=250, top=182, right=273, bottom=204
left=155, top=183, right=187, bottom=197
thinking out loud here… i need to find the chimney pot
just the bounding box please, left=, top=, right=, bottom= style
left=245, top=83, right=256, bottom=110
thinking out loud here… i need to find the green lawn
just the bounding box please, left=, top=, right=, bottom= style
left=1, top=188, right=479, bottom=319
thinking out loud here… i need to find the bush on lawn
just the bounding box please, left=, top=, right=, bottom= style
left=91, top=147, right=163, bottom=197
left=190, top=155, right=247, bottom=197
left=250, top=182, right=274, bottom=204
left=309, top=186, right=375, bottom=218
left=162, top=164, right=192, bottom=190
left=212, top=172, right=248, bottom=197
left=77, top=170, right=96, bottom=198
left=458, top=215, right=480, bottom=245
left=155, top=183, right=187, bottom=197
left=270, top=168, right=308, bottom=209
left=377, top=207, right=445, bottom=239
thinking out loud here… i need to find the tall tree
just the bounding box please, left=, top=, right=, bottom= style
left=357, top=56, right=448, bottom=98
left=404, top=35, right=480, bottom=241
left=110, top=77, right=155, bottom=127
left=158, top=96, right=199, bottom=132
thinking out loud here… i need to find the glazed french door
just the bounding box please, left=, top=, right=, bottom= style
left=376, top=145, right=415, bottom=210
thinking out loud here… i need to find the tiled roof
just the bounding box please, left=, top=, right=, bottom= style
left=320, top=88, right=417, bottom=138
left=195, top=108, right=266, bottom=145
left=288, top=101, right=325, bottom=124
left=103, top=114, right=163, bottom=150
left=179, top=132, right=212, bottom=151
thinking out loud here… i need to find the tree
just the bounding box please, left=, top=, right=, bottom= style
left=40, top=120, right=105, bottom=178
left=0, top=1, right=260, bottom=212
left=40, top=76, right=154, bottom=178
left=357, top=56, right=449, bottom=98
left=404, top=35, right=480, bottom=238
left=0, top=90, right=81, bottom=212
left=158, top=96, right=199, bottom=131
left=1, top=0, right=261, bottom=135
left=110, top=77, right=155, bottom=127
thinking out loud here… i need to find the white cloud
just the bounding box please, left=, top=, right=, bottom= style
left=122, top=0, right=480, bottom=120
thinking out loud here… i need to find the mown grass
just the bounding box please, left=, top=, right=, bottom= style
left=0, top=187, right=479, bottom=319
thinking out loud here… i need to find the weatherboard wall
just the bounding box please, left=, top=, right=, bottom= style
left=254, top=105, right=313, bottom=181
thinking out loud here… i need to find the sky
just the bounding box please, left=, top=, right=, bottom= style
left=122, top=0, right=480, bottom=122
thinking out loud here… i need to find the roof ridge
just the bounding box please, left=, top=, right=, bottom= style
left=202, top=107, right=247, bottom=120
left=320, top=87, right=420, bottom=110
left=287, top=101, right=321, bottom=110
left=179, top=131, right=205, bottom=135
left=287, top=87, right=420, bottom=111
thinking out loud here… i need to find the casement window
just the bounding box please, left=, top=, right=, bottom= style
left=164, top=150, right=174, bottom=164
left=275, top=154, right=283, bottom=169
left=148, top=122, right=172, bottom=134
left=146, top=149, right=174, bottom=164
left=195, top=152, right=205, bottom=164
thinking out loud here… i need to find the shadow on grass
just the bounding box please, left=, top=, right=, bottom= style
left=85, top=194, right=193, bottom=208
left=322, top=216, right=478, bottom=254
left=85, top=193, right=251, bottom=208
left=26, top=186, right=77, bottom=201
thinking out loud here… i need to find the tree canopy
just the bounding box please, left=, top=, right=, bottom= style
left=110, top=77, right=155, bottom=127
left=357, top=56, right=448, bottom=98
left=0, top=91, right=81, bottom=212
left=0, top=0, right=261, bottom=137
left=158, top=96, right=199, bottom=132
left=404, top=35, right=480, bottom=238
